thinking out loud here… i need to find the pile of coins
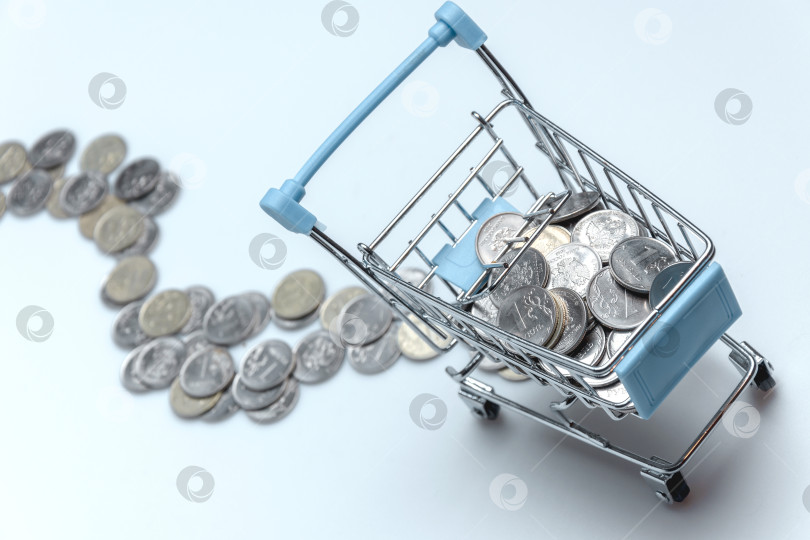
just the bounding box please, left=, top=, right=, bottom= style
left=1, top=129, right=449, bottom=424
left=471, top=191, right=687, bottom=407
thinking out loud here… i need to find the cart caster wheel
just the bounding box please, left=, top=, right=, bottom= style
left=754, top=359, right=776, bottom=392
left=641, top=470, right=690, bottom=504
left=460, top=391, right=500, bottom=420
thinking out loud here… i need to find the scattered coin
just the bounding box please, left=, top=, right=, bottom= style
left=241, top=340, right=295, bottom=391
left=200, top=386, right=241, bottom=422
left=103, top=255, right=157, bottom=304
left=129, top=171, right=180, bottom=216
left=274, top=308, right=319, bottom=330
left=182, top=330, right=211, bottom=359
left=472, top=295, right=499, bottom=325
left=80, top=134, right=127, bottom=174
left=572, top=209, right=639, bottom=263
left=7, top=169, right=52, bottom=216
left=203, top=295, right=256, bottom=345
left=293, top=329, right=345, bottom=383
left=231, top=373, right=286, bottom=410
left=114, top=215, right=159, bottom=258
left=545, top=243, right=602, bottom=298
left=607, top=330, right=633, bottom=357
left=45, top=177, right=70, bottom=219
left=397, top=313, right=453, bottom=360
left=649, top=261, right=694, bottom=307
left=347, top=327, right=401, bottom=374
left=536, top=191, right=602, bottom=224
left=272, top=269, right=325, bottom=320
left=179, top=346, right=235, bottom=398
left=133, top=336, right=186, bottom=389
left=78, top=194, right=124, bottom=238
left=516, top=224, right=571, bottom=255
left=0, top=141, right=27, bottom=184
left=245, top=378, right=300, bottom=424
left=242, top=291, right=273, bottom=337
left=180, top=286, right=215, bottom=334
left=498, top=366, right=530, bottom=381
left=29, top=129, right=75, bottom=169
left=93, top=205, right=145, bottom=253
left=549, top=287, right=588, bottom=354
left=139, top=289, right=192, bottom=337
left=488, top=247, right=549, bottom=306
left=609, top=236, right=679, bottom=293
left=59, top=171, right=109, bottom=216
left=169, top=377, right=222, bottom=418
left=476, top=212, right=527, bottom=264
left=120, top=346, right=149, bottom=392
left=0, top=191, right=5, bottom=219
left=399, top=267, right=434, bottom=294
left=113, top=158, right=160, bottom=200
left=44, top=164, right=66, bottom=181
left=319, top=286, right=367, bottom=330
left=497, top=285, right=557, bottom=346
left=112, top=301, right=149, bottom=349
left=337, top=294, right=392, bottom=346
left=587, top=268, right=651, bottom=330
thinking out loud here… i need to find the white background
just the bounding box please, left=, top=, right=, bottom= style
left=2, top=1, right=810, bottom=538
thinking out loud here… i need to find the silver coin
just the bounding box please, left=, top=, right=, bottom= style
left=29, top=130, right=75, bottom=169
left=182, top=330, right=211, bottom=358
left=243, top=291, right=273, bottom=337
left=535, top=191, right=602, bottom=224
left=583, top=339, right=620, bottom=388
left=609, top=237, right=679, bottom=294
left=275, top=309, right=319, bottom=331
left=0, top=141, right=27, bottom=184
left=7, top=169, right=52, bottom=216
left=569, top=324, right=606, bottom=367
left=272, top=269, right=325, bottom=320
left=649, top=261, right=694, bottom=307
left=112, top=301, right=149, bottom=349
left=337, top=294, right=392, bottom=346
left=595, top=381, right=633, bottom=408
left=113, top=158, right=160, bottom=200
left=179, top=346, right=235, bottom=398
left=347, top=327, right=401, bottom=374
left=133, top=336, right=186, bottom=389
left=572, top=209, right=639, bottom=263
left=475, top=212, right=527, bottom=264
left=120, top=345, right=149, bottom=392
left=399, top=267, right=434, bottom=294
left=546, top=243, right=602, bottom=297
left=549, top=287, right=588, bottom=354
left=241, top=339, right=295, bottom=391
left=488, top=247, right=549, bottom=306
left=180, top=286, right=215, bottom=334
left=231, top=373, right=285, bottom=411
left=129, top=171, right=180, bottom=216
left=293, top=329, right=345, bottom=384
left=200, top=386, right=241, bottom=422
left=114, top=215, right=159, bottom=259
left=497, top=285, right=557, bottom=346
left=607, top=329, right=633, bottom=356
left=203, top=295, right=256, bottom=345
left=59, top=171, right=109, bottom=216
left=245, top=378, right=300, bottom=424
left=472, top=295, right=499, bottom=325
left=80, top=134, right=127, bottom=174
left=587, top=268, right=651, bottom=330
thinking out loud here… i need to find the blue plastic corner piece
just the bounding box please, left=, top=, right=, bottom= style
left=260, top=179, right=319, bottom=235
left=434, top=2, right=487, bottom=50
left=615, top=263, right=742, bottom=419
left=432, top=198, right=518, bottom=291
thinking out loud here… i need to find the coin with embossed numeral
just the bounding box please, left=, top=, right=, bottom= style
left=133, top=336, right=186, bottom=389
left=179, top=346, right=235, bottom=398
left=572, top=209, right=639, bottom=263
left=59, top=171, right=109, bottom=216
left=293, top=329, right=345, bottom=383
left=241, top=339, right=295, bottom=391
left=586, top=268, right=651, bottom=330
left=497, top=285, right=558, bottom=346
left=488, top=247, right=549, bottom=307
left=7, top=169, right=52, bottom=216
left=114, top=158, right=160, bottom=200
left=203, top=295, right=257, bottom=345
left=609, top=236, right=678, bottom=294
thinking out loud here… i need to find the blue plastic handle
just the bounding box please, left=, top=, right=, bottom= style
left=260, top=2, right=487, bottom=234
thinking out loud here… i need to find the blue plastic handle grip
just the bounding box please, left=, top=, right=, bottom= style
left=260, top=2, right=487, bottom=234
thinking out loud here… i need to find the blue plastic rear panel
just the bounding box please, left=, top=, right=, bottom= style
left=615, top=263, right=742, bottom=419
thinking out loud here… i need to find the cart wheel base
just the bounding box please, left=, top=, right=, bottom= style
left=459, top=389, right=500, bottom=420
left=753, top=358, right=776, bottom=392
left=640, top=469, right=690, bottom=504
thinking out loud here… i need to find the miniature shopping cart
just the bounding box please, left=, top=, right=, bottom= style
left=261, top=2, right=775, bottom=503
